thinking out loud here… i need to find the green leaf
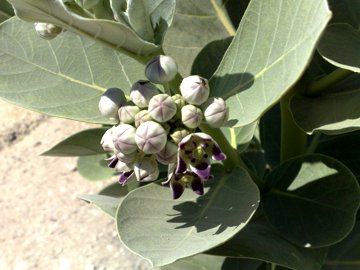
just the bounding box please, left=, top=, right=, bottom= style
left=318, top=23, right=360, bottom=73
left=209, top=0, right=331, bottom=127
left=77, top=154, right=115, bottom=181
left=163, top=0, right=234, bottom=76
left=0, top=18, right=145, bottom=124
left=221, top=121, right=258, bottom=153
left=98, top=180, right=142, bottom=197
left=315, top=132, right=360, bottom=180
left=327, top=0, right=360, bottom=29
left=116, top=166, right=260, bottom=267
left=161, top=254, right=262, bottom=270
left=7, top=0, right=160, bottom=55
left=42, top=128, right=108, bottom=156
left=322, top=220, right=360, bottom=270
left=79, top=194, right=121, bottom=218
left=0, top=1, right=14, bottom=22
left=263, top=154, right=360, bottom=247
left=290, top=89, right=360, bottom=135
left=127, top=0, right=175, bottom=43
left=208, top=217, right=326, bottom=270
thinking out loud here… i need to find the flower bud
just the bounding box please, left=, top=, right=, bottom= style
left=115, top=159, right=134, bottom=173
left=134, top=110, right=152, bottom=127
left=130, top=80, right=159, bottom=108
left=115, top=149, right=138, bottom=163
left=180, top=75, right=209, bottom=105
left=112, top=124, right=138, bottom=154
left=145, top=55, right=178, bottom=84
left=148, top=94, right=177, bottom=122
left=98, top=88, right=126, bottom=119
left=118, top=101, right=140, bottom=124
left=100, top=128, right=115, bottom=152
left=75, top=0, right=100, bottom=9
left=34, top=22, right=63, bottom=40
left=203, top=97, right=229, bottom=128
left=134, top=157, right=159, bottom=182
left=170, top=128, right=190, bottom=144
left=156, top=141, right=178, bottom=165
left=181, top=104, right=203, bottom=129
left=135, top=121, right=167, bottom=154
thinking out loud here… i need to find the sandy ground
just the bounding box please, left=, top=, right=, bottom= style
left=0, top=100, right=154, bottom=270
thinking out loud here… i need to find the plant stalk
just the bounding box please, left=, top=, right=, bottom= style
left=280, top=86, right=307, bottom=163
left=306, top=68, right=353, bottom=96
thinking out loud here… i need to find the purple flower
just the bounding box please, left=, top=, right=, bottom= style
left=176, top=133, right=226, bottom=180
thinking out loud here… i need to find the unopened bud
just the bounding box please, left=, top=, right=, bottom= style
left=203, top=97, right=229, bottom=128
left=134, top=157, right=159, bottom=182
left=75, top=0, right=100, bottom=9
left=180, top=75, right=209, bottom=105
left=34, top=22, right=63, bottom=40
left=98, top=88, right=126, bottom=119
left=135, top=121, right=167, bottom=154
left=148, top=94, right=177, bottom=122
left=181, top=104, right=203, bottom=129
left=112, top=124, right=138, bottom=154
left=134, top=110, right=152, bottom=127
left=118, top=101, right=140, bottom=124
left=145, top=55, right=178, bottom=84
left=115, top=160, right=134, bottom=173
left=130, top=80, right=159, bottom=108
left=170, top=128, right=190, bottom=144
left=100, top=128, right=115, bottom=152
left=156, top=141, right=178, bottom=165
left=115, top=149, right=138, bottom=163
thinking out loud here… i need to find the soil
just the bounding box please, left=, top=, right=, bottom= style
left=0, top=100, right=155, bottom=270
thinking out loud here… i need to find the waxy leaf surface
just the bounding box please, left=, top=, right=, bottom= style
left=0, top=18, right=144, bottom=124
left=79, top=194, right=121, bottom=218
left=210, top=0, right=331, bottom=127
left=77, top=154, right=115, bottom=181
left=117, top=166, right=260, bottom=267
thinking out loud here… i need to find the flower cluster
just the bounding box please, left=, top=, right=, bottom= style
left=99, top=55, right=229, bottom=199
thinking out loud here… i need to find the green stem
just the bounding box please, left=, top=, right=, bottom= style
left=280, top=86, right=307, bottom=163
left=271, top=263, right=277, bottom=270
left=305, top=133, right=321, bottom=154
left=199, top=124, right=241, bottom=171
left=306, top=68, right=353, bottom=96
left=162, top=83, right=171, bottom=95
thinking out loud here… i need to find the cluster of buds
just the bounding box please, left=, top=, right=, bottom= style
left=99, top=55, right=229, bottom=199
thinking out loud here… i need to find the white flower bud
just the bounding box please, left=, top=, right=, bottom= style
left=34, top=22, right=63, bottom=40
left=145, top=55, right=178, bottom=84
left=156, top=141, right=178, bottom=165
left=181, top=104, right=203, bottom=129
left=75, top=0, right=100, bottom=9
left=148, top=94, right=177, bottom=122
left=170, top=128, right=190, bottom=144
left=180, top=75, right=210, bottom=105
left=112, top=124, right=138, bottom=154
left=118, top=101, right=140, bottom=124
left=130, top=80, right=159, bottom=108
left=134, top=157, right=159, bottom=182
left=100, top=128, right=115, bottom=152
left=135, top=121, right=167, bottom=154
left=115, top=149, right=138, bottom=163
left=203, top=97, right=229, bottom=128
left=98, top=88, right=126, bottom=119
left=115, top=160, right=134, bottom=173
left=134, top=110, right=152, bottom=127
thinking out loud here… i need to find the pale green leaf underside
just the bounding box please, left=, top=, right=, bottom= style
left=163, top=0, right=232, bottom=76
left=210, top=0, right=331, bottom=127
left=7, top=0, right=160, bottom=55
left=0, top=18, right=145, bottom=124
left=290, top=89, right=360, bottom=135
left=318, top=23, right=360, bottom=73
left=117, top=167, right=260, bottom=267
left=77, top=154, right=115, bottom=181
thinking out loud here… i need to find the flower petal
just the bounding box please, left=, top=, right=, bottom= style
left=118, top=171, right=135, bottom=185
left=175, top=156, right=187, bottom=174
left=108, top=157, right=119, bottom=168
left=170, top=180, right=185, bottom=199
left=212, top=144, right=226, bottom=160
left=191, top=177, right=204, bottom=195
left=190, top=162, right=211, bottom=180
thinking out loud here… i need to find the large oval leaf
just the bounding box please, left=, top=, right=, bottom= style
left=163, top=0, right=234, bottom=76
left=262, top=154, right=360, bottom=247
left=208, top=217, right=327, bottom=270
left=77, top=154, right=115, bottom=181
left=0, top=18, right=145, bottom=124
left=116, top=166, right=260, bottom=267
left=0, top=1, right=14, bottom=23
left=42, top=128, right=108, bottom=156
left=209, top=0, right=331, bottom=127
left=79, top=194, right=121, bottom=218
left=7, top=0, right=160, bottom=55
left=290, top=89, right=360, bottom=135
left=318, top=23, right=360, bottom=73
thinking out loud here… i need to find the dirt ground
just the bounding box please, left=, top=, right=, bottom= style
left=0, top=100, right=154, bottom=270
